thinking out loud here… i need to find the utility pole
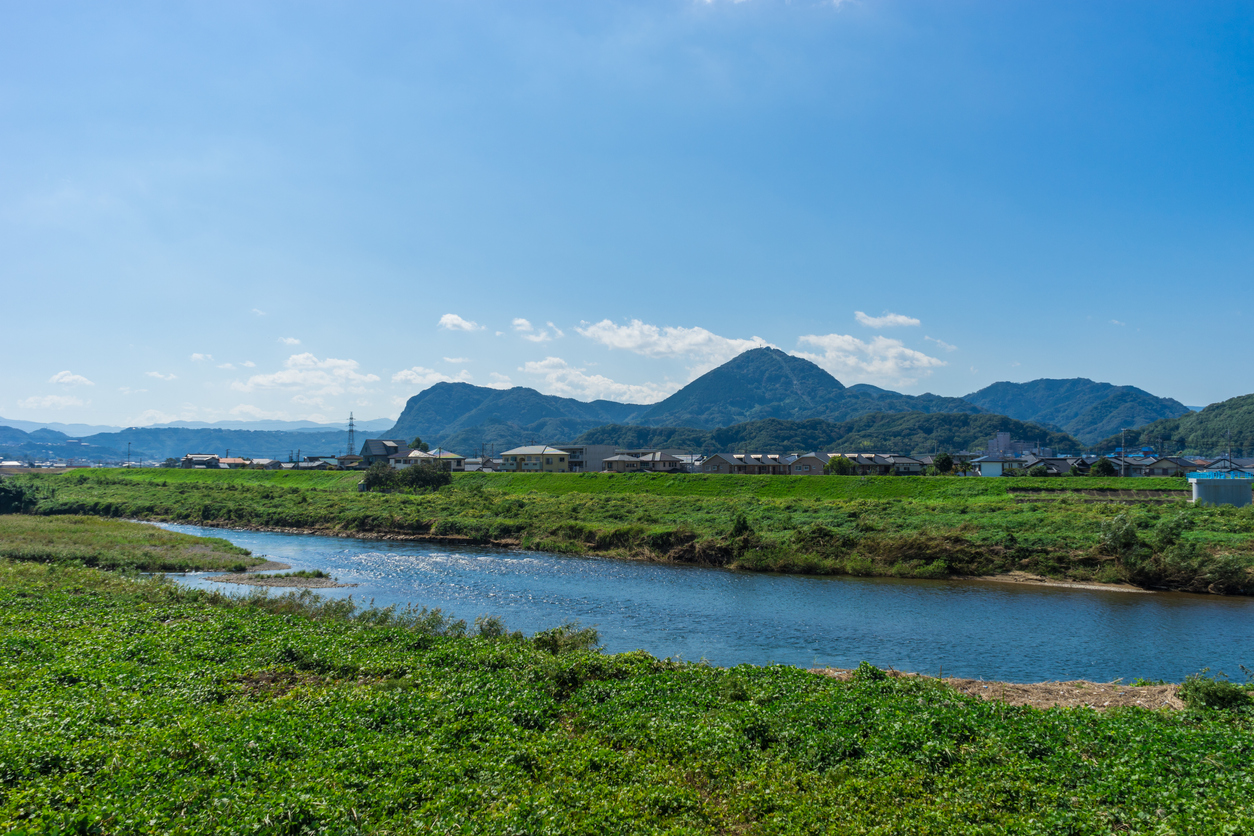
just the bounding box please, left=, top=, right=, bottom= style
left=126, top=442, right=131, bottom=469
left=1121, top=428, right=1126, bottom=478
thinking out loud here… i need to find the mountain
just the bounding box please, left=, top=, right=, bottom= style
left=963, top=378, right=1190, bottom=444
left=575, top=413, right=1083, bottom=456
left=1094, top=392, right=1254, bottom=456
left=386, top=348, right=982, bottom=452
left=387, top=383, right=646, bottom=454
left=79, top=428, right=353, bottom=461
left=631, top=348, right=979, bottom=427
left=0, top=417, right=120, bottom=436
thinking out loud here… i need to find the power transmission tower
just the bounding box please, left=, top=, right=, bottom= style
left=347, top=412, right=356, bottom=457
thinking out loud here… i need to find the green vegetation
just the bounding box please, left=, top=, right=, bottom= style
left=963, top=378, right=1191, bottom=445
left=576, top=413, right=1081, bottom=456
left=2, top=558, right=1253, bottom=834
left=361, top=461, right=452, bottom=493
left=1097, top=391, right=1254, bottom=456
left=0, top=514, right=261, bottom=572
left=14, top=468, right=1254, bottom=593
left=248, top=569, right=334, bottom=580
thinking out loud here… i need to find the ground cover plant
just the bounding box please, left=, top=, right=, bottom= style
left=1, top=558, right=1253, bottom=835
left=17, top=469, right=1254, bottom=593
left=0, top=514, right=261, bottom=572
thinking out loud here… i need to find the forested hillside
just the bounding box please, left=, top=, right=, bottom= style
left=576, top=412, right=1081, bottom=455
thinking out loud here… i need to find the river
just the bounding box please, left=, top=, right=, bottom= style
left=157, top=523, right=1254, bottom=683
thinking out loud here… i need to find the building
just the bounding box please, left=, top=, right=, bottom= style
left=551, top=444, right=617, bottom=473
left=180, top=454, right=220, bottom=469
left=218, top=457, right=250, bottom=469
left=500, top=445, right=571, bottom=472
left=359, top=439, right=411, bottom=466
left=971, top=455, right=1018, bottom=477
left=788, top=453, right=828, bottom=475
left=397, top=449, right=466, bottom=471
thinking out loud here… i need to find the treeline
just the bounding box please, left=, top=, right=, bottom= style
left=575, top=412, right=1082, bottom=455
left=1095, top=392, right=1254, bottom=456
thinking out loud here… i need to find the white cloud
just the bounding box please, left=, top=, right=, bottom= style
left=443, top=357, right=470, bottom=364
left=486, top=372, right=513, bottom=389
left=133, top=409, right=182, bottom=425
left=49, top=370, right=93, bottom=386
left=795, top=333, right=946, bottom=387
left=232, top=353, right=380, bottom=396
left=855, top=311, right=921, bottom=329
left=229, top=404, right=290, bottom=421
left=520, top=357, right=678, bottom=403
left=439, top=313, right=482, bottom=331
left=118, top=387, right=147, bottom=396
left=190, top=353, right=213, bottom=362
left=1110, top=319, right=1126, bottom=326
left=514, top=318, right=563, bottom=343
left=924, top=336, right=957, bottom=352
left=17, top=394, right=84, bottom=410
left=391, top=366, right=472, bottom=388
left=146, top=371, right=177, bottom=381
left=217, top=363, right=235, bottom=369
left=576, top=319, right=770, bottom=377
left=242, top=360, right=256, bottom=368
left=279, top=337, right=301, bottom=345
left=251, top=308, right=266, bottom=316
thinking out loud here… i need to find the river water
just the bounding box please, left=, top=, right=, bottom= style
left=157, top=523, right=1254, bottom=683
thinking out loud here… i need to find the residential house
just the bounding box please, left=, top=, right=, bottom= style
left=397, top=449, right=466, bottom=471
left=218, top=457, right=250, bottom=469
left=970, top=455, right=1018, bottom=477
left=552, top=444, right=617, bottom=473
left=635, top=451, right=684, bottom=472
left=788, top=453, right=828, bottom=475
left=249, top=458, right=283, bottom=470
left=500, top=445, right=571, bottom=473
left=180, top=454, right=220, bottom=469
left=359, top=439, right=412, bottom=466
left=602, top=454, right=644, bottom=473
left=700, top=453, right=739, bottom=474
left=463, top=457, right=501, bottom=472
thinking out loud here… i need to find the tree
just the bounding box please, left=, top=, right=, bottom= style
left=162, top=458, right=180, bottom=468
left=955, top=458, right=975, bottom=477
left=1028, top=464, right=1049, bottom=477
left=1068, top=464, right=1085, bottom=476
left=934, top=453, right=954, bottom=474
left=410, top=437, right=430, bottom=453
left=824, top=455, right=857, bottom=475
left=396, top=461, right=452, bottom=492
left=1090, top=457, right=1117, bottom=477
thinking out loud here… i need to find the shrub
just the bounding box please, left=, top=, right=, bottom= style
left=1179, top=671, right=1252, bottom=711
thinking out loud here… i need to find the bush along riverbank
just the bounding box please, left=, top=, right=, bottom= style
left=1, top=558, right=1253, bottom=834
left=16, top=469, right=1254, bottom=593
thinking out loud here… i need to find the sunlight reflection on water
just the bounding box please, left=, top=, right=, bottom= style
left=157, top=523, right=1254, bottom=682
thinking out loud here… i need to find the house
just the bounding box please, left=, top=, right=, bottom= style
left=500, top=445, right=571, bottom=473
left=700, top=453, right=739, bottom=474
left=359, top=439, right=412, bottom=466
left=884, top=455, right=924, bottom=475
left=602, top=454, right=644, bottom=473
left=180, top=454, right=220, bottom=469
left=634, top=451, right=684, bottom=472
left=398, top=450, right=466, bottom=471
left=337, top=454, right=364, bottom=469
left=970, top=455, right=1018, bottom=477
left=249, top=458, right=283, bottom=470
left=788, top=453, right=828, bottom=475
left=828, top=453, right=898, bottom=476
left=551, top=444, right=617, bottom=473
left=218, top=457, right=250, bottom=469
left=463, top=457, right=501, bottom=472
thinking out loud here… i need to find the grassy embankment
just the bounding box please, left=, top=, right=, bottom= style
left=2, top=557, right=1253, bottom=834
left=19, top=468, right=1254, bottom=593
left=0, top=513, right=262, bottom=572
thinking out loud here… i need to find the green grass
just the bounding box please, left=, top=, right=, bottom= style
left=16, top=469, right=1254, bottom=593
left=1, top=559, right=1253, bottom=834
left=0, top=514, right=261, bottom=572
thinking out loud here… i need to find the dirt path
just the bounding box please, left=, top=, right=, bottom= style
left=812, top=668, right=1182, bottom=710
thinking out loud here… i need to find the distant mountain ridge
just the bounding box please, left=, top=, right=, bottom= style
left=963, top=378, right=1190, bottom=444
left=387, top=348, right=982, bottom=451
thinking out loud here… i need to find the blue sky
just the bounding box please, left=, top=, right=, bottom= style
left=3, top=0, right=1252, bottom=425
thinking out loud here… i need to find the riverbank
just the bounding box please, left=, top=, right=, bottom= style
left=2, top=557, right=1251, bottom=834
left=19, top=468, right=1254, bottom=593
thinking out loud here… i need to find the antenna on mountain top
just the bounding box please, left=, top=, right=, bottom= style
left=347, top=412, right=356, bottom=457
